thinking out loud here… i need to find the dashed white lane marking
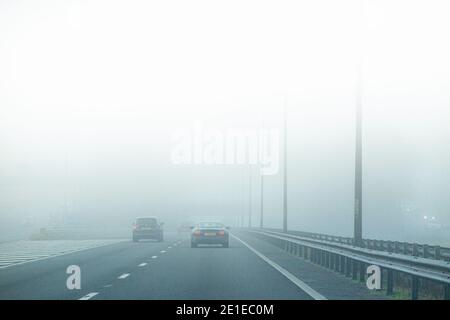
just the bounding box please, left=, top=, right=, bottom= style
left=79, top=292, right=99, bottom=300
left=103, top=284, right=113, bottom=288
left=118, top=273, right=130, bottom=279
left=231, top=234, right=327, bottom=301
left=160, top=250, right=166, bottom=254
left=151, top=255, right=158, bottom=259
left=168, top=246, right=172, bottom=249
left=138, top=263, right=147, bottom=267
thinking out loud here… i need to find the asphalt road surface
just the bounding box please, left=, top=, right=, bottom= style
left=0, top=231, right=382, bottom=300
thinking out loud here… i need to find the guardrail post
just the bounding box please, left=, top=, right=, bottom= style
left=352, top=260, right=358, bottom=280
left=345, top=258, right=351, bottom=277
left=403, top=243, right=409, bottom=255
left=412, top=244, right=419, bottom=257
left=445, top=284, right=450, bottom=300
left=423, top=245, right=429, bottom=259
left=411, top=276, right=419, bottom=300
left=386, top=269, right=394, bottom=295
left=359, top=262, right=365, bottom=282
left=383, top=241, right=389, bottom=252
left=331, top=254, right=335, bottom=270
left=434, top=246, right=441, bottom=260
left=335, top=255, right=340, bottom=272
left=326, top=252, right=330, bottom=268
left=375, top=240, right=380, bottom=251
left=394, top=241, right=400, bottom=253
left=387, top=241, right=393, bottom=253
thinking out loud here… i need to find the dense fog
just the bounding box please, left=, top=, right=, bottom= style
left=1, top=0, right=449, bottom=245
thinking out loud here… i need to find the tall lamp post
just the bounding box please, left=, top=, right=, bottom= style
left=354, top=0, right=364, bottom=246
left=259, top=115, right=264, bottom=229
left=248, top=166, right=252, bottom=228
left=260, top=174, right=264, bottom=228
left=354, top=87, right=363, bottom=246
left=282, top=97, right=288, bottom=233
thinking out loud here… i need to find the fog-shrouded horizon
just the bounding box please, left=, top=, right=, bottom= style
left=1, top=0, right=450, bottom=245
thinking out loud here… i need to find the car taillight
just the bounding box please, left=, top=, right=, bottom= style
left=218, top=230, right=225, bottom=236
left=193, top=230, right=201, bottom=236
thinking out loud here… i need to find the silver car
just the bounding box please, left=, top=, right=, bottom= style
left=190, top=222, right=230, bottom=248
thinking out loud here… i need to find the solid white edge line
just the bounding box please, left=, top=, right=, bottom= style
left=151, top=255, right=158, bottom=259
left=79, top=292, right=99, bottom=300
left=118, top=273, right=130, bottom=279
left=138, top=263, right=147, bottom=267
left=231, top=234, right=327, bottom=300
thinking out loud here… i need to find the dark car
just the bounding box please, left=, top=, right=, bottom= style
left=132, top=216, right=164, bottom=242
left=190, top=222, right=229, bottom=248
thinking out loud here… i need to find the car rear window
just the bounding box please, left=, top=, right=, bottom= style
left=197, top=222, right=223, bottom=228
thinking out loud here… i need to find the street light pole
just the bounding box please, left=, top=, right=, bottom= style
left=354, top=0, right=364, bottom=247
left=354, top=89, right=363, bottom=246
left=259, top=115, right=264, bottom=229
left=282, top=97, right=288, bottom=233
left=260, top=173, right=264, bottom=228
left=248, top=166, right=252, bottom=228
